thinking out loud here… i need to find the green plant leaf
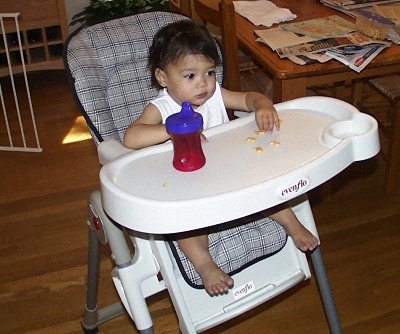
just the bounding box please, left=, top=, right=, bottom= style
left=70, top=0, right=170, bottom=27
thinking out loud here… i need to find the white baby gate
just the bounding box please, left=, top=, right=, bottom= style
left=0, top=13, right=42, bottom=152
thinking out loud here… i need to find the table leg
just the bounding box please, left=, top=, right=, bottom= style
left=273, top=77, right=307, bottom=103
left=311, top=247, right=343, bottom=334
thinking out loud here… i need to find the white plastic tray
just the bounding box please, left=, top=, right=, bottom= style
left=100, top=97, right=379, bottom=233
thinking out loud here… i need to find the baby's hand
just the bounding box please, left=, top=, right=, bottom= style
left=255, top=107, right=280, bottom=133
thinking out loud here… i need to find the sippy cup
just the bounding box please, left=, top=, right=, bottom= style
left=165, top=102, right=206, bottom=172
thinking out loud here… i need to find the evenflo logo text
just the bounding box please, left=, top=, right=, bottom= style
left=232, top=281, right=256, bottom=301
left=279, top=177, right=310, bottom=199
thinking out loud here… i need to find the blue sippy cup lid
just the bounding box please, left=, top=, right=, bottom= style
left=166, top=102, right=204, bottom=134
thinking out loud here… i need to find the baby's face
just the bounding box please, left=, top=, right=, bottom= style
left=155, top=54, right=217, bottom=108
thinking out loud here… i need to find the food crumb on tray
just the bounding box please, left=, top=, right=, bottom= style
left=270, top=141, right=281, bottom=147
left=245, top=136, right=257, bottom=142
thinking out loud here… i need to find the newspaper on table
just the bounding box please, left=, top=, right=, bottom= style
left=325, top=42, right=390, bottom=72
left=286, top=53, right=333, bottom=65
left=388, top=25, right=400, bottom=43
left=360, top=3, right=400, bottom=43
left=372, top=3, right=400, bottom=25
left=279, top=15, right=356, bottom=39
left=254, top=28, right=332, bottom=64
left=254, top=12, right=392, bottom=71
left=274, top=31, right=388, bottom=58
left=321, top=0, right=400, bottom=11
left=255, top=27, right=320, bottom=50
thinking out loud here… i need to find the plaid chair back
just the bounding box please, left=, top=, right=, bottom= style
left=65, top=11, right=224, bottom=144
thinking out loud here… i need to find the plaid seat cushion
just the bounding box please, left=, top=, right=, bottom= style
left=105, top=60, right=157, bottom=140
left=169, top=215, right=287, bottom=288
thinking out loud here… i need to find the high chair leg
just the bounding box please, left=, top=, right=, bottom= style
left=81, top=228, right=127, bottom=333
left=81, top=191, right=128, bottom=333
left=311, top=247, right=342, bottom=334
left=81, top=228, right=101, bottom=333
left=81, top=225, right=127, bottom=333
left=81, top=191, right=166, bottom=333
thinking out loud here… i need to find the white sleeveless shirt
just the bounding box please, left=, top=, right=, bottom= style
left=150, top=83, right=229, bottom=129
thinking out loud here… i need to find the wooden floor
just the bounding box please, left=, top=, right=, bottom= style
left=0, top=69, right=399, bottom=334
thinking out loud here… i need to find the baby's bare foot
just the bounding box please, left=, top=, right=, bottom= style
left=285, top=223, right=319, bottom=252
left=197, top=262, right=234, bottom=296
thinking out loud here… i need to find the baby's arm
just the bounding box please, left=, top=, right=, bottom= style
left=123, top=103, right=170, bottom=149
left=221, top=88, right=279, bottom=132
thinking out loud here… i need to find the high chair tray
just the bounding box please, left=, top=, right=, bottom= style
left=100, top=96, right=379, bottom=233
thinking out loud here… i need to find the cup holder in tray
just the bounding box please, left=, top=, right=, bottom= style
left=321, top=113, right=379, bottom=160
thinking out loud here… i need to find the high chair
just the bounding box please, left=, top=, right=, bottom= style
left=64, top=10, right=379, bottom=334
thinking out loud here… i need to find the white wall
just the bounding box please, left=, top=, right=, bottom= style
left=65, top=0, right=90, bottom=32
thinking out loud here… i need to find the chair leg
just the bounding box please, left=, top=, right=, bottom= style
left=351, top=80, right=364, bottom=109
left=81, top=227, right=128, bottom=333
left=81, top=191, right=130, bottom=333
left=311, top=247, right=343, bottom=334
left=81, top=228, right=102, bottom=333
left=386, top=99, right=400, bottom=194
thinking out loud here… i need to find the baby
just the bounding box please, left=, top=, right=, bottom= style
left=123, top=19, right=319, bottom=296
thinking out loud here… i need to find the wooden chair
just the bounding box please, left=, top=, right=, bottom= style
left=191, top=0, right=241, bottom=120
left=169, top=0, right=193, bottom=17
left=193, top=0, right=241, bottom=92
left=353, top=75, right=400, bottom=194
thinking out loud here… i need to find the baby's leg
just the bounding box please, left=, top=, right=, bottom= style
left=175, top=231, right=234, bottom=296
left=266, top=206, right=319, bottom=252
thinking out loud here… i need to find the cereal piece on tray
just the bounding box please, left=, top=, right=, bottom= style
left=246, top=136, right=257, bottom=142
left=270, top=140, right=281, bottom=147
left=253, top=147, right=264, bottom=153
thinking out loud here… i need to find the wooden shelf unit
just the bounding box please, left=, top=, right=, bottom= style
left=0, top=0, right=68, bottom=77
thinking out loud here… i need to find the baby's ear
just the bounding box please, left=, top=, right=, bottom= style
left=155, top=68, right=167, bottom=88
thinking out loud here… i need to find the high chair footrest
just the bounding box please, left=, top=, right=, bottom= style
left=195, top=269, right=306, bottom=332
left=223, top=269, right=306, bottom=313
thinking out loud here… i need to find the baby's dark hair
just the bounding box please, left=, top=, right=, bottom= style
left=149, top=19, right=221, bottom=89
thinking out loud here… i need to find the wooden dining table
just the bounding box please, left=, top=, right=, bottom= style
left=201, top=0, right=400, bottom=103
